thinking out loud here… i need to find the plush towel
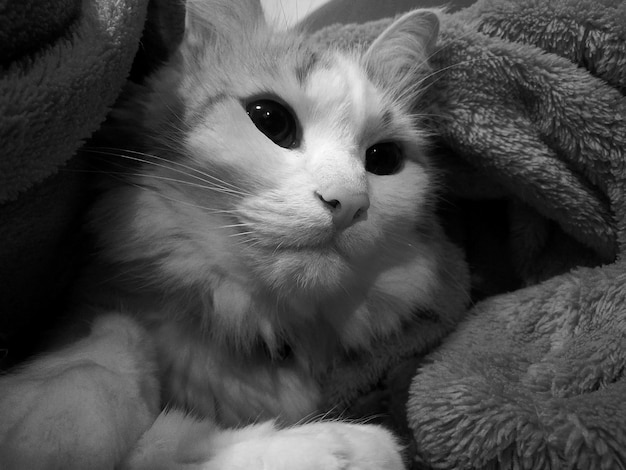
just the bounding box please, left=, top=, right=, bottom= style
left=314, top=0, right=626, bottom=468
left=0, top=0, right=148, bottom=367
left=0, top=0, right=149, bottom=201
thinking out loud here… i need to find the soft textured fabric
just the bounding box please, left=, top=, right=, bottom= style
left=0, top=0, right=149, bottom=202
left=315, top=1, right=626, bottom=468
left=0, top=0, right=149, bottom=367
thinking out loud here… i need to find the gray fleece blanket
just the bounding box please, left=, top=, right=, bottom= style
left=0, top=0, right=149, bottom=367
left=316, top=0, right=626, bottom=468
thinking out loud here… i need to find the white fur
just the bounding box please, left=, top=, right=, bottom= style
left=0, top=315, right=159, bottom=469
left=123, top=412, right=403, bottom=470
left=0, top=2, right=465, bottom=469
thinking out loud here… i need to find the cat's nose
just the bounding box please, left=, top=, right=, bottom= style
left=316, top=189, right=370, bottom=230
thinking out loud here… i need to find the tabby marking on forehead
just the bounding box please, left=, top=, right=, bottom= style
left=305, top=57, right=381, bottom=137
left=294, top=52, right=320, bottom=86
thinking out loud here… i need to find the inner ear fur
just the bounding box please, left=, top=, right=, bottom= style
left=180, top=0, right=267, bottom=59
left=364, top=9, right=439, bottom=71
left=363, top=9, right=440, bottom=106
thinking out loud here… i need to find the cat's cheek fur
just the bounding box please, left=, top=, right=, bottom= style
left=236, top=183, right=336, bottom=248
left=369, top=161, right=433, bottom=225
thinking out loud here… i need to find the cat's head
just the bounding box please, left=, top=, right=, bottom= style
left=97, top=0, right=440, bottom=300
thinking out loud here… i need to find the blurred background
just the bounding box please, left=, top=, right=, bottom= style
left=261, top=0, right=331, bottom=27
left=260, top=0, right=476, bottom=30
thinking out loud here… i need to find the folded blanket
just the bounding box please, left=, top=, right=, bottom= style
left=315, top=0, right=626, bottom=468
left=0, top=0, right=148, bottom=202
left=0, top=0, right=148, bottom=367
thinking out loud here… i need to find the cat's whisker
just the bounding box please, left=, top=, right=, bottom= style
left=86, top=146, right=246, bottom=192
left=98, top=154, right=249, bottom=197
left=123, top=180, right=248, bottom=216
left=292, top=408, right=336, bottom=427
left=243, top=239, right=267, bottom=250
left=239, top=235, right=263, bottom=246
left=272, top=241, right=285, bottom=256
left=275, top=0, right=291, bottom=30
left=162, top=101, right=189, bottom=127
left=416, top=21, right=489, bottom=71
left=439, top=261, right=475, bottom=308
left=228, top=231, right=256, bottom=238
left=217, top=223, right=254, bottom=230
left=91, top=164, right=247, bottom=198
left=126, top=170, right=249, bottom=197
left=393, top=57, right=483, bottom=109
left=418, top=56, right=484, bottom=86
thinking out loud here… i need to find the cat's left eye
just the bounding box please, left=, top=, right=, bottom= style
left=365, top=142, right=404, bottom=175
left=246, top=99, right=298, bottom=149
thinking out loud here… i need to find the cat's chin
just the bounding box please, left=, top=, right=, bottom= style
left=247, top=244, right=356, bottom=297
left=232, top=216, right=338, bottom=250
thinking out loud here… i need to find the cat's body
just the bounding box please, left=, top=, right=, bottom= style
left=0, top=1, right=468, bottom=468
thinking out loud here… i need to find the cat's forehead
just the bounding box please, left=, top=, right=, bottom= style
left=232, top=33, right=385, bottom=117
left=305, top=56, right=379, bottom=119
left=180, top=30, right=416, bottom=146
left=294, top=53, right=401, bottom=145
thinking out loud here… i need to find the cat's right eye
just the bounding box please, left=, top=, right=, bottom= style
left=246, top=99, right=298, bottom=149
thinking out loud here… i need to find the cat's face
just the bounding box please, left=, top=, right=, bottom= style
left=100, top=0, right=440, bottom=300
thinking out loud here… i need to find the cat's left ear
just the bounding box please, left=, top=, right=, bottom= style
left=363, top=9, right=440, bottom=100
left=180, top=0, right=266, bottom=59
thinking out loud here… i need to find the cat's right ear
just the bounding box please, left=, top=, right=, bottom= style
left=180, top=0, right=266, bottom=60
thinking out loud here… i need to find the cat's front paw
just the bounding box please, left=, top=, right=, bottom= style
left=209, top=421, right=405, bottom=470
left=123, top=412, right=404, bottom=470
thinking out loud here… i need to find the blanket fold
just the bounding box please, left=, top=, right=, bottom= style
left=0, top=0, right=149, bottom=368
left=0, top=0, right=149, bottom=202
left=407, top=2, right=626, bottom=467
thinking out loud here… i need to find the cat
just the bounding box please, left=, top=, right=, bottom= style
left=0, top=1, right=469, bottom=468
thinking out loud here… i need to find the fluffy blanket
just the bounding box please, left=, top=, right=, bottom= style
left=315, top=0, right=626, bottom=468
left=0, top=0, right=149, bottom=367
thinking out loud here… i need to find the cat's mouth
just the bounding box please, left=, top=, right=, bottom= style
left=230, top=210, right=342, bottom=251
left=247, top=231, right=338, bottom=252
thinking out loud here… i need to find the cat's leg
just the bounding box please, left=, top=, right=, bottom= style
left=123, top=410, right=405, bottom=470
left=0, top=314, right=160, bottom=470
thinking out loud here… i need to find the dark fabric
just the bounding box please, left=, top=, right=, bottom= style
left=0, top=0, right=81, bottom=66
left=0, top=0, right=150, bottom=369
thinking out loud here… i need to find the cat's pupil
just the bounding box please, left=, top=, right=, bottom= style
left=365, top=142, right=404, bottom=175
left=246, top=99, right=297, bottom=149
